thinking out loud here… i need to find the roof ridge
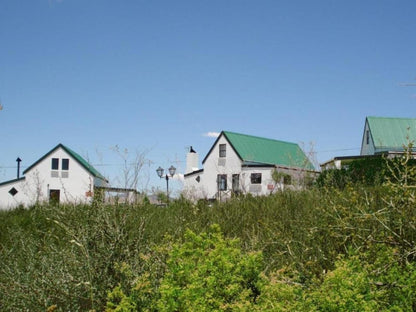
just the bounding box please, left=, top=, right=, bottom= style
left=368, top=116, right=416, bottom=121
left=223, top=130, right=298, bottom=146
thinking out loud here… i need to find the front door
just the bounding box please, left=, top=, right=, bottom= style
left=49, top=189, right=60, bottom=204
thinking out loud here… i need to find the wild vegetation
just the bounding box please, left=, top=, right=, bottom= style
left=1, top=150, right=416, bottom=311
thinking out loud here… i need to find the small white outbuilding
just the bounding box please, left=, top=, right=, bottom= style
left=0, top=143, right=108, bottom=210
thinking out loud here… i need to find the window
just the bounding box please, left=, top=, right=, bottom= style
left=219, top=144, right=226, bottom=158
left=62, top=158, right=69, bottom=170
left=283, top=174, right=292, bottom=185
left=232, top=174, right=240, bottom=192
left=51, top=158, right=59, bottom=170
left=366, top=130, right=370, bottom=145
left=9, top=187, right=18, bottom=196
left=217, top=174, right=227, bottom=191
left=251, top=173, right=262, bottom=184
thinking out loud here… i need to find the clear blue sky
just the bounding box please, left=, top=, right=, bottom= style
left=1, top=0, right=416, bottom=193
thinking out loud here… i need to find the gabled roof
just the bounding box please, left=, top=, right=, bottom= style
left=23, top=143, right=108, bottom=182
left=367, top=116, right=416, bottom=151
left=203, top=131, right=315, bottom=170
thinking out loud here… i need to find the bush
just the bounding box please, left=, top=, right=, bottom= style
left=107, top=225, right=265, bottom=311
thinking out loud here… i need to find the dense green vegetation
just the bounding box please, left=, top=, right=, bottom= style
left=1, top=152, right=416, bottom=311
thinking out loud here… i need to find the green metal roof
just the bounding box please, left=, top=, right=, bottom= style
left=204, top=131, right=315, bottom=170
left=23, top=143, right=108, bottom=182
left=367, top=116, right=416, bottom=151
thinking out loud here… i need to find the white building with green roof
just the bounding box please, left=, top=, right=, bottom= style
left=184, top=131, right=316, bottom=200
left=321, top=116, right=416, bottom=170
left=361, top=116, right=416, bottom=155
left=0, top=144, right=109, bottom=209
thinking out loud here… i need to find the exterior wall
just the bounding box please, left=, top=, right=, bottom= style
left=360, top=120, right=375, bottom=155
left=183, top=171, right=207, bottom=201
left=0, top=147, right=96, bottom=210
left=240, top=167, right=276, bottom=195
left=0, top=179, right=31, bottom=210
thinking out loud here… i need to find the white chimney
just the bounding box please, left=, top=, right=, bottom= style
left=186, top=146, right=199, bottom=174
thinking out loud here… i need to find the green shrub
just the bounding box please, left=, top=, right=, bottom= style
left=106, top=225, right=265, bottom=311
left=158, top=225, right=264, bottom=311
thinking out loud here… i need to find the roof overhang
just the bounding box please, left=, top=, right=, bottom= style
left=184, top=169, right=204, bottom=177
left=0, top=177, right=26, bottom=187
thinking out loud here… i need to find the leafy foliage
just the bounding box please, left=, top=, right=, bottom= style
left=157, top=225, right=263, bottom=311
left=1, top=150, right=416, bottom=310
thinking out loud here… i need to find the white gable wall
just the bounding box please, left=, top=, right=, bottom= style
left=184, top=134, right=242, bottom=199
left=202, top=135, right=242, bottom=199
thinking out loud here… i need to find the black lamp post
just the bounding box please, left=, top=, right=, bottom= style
left=156, top=165, right=176, bottom=204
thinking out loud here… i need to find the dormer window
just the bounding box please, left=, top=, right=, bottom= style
left=219, top=144, right=226, bottom=158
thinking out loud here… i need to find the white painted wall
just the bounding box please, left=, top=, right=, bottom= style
left=0, top=146, right=98, bottom=210
left=0, top=179, right=30, bottom=209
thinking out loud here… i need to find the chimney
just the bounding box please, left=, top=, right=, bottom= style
left=186, top=146, right=199, bottom=174
left=16, top=157, right=22, bottom=179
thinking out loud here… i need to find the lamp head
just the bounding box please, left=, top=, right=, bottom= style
left=168, top=165, right=176, bottom=177
left=156, top=166, right=164, bottom=178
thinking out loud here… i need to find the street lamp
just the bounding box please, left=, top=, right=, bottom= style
left=156, top=165, right=176, bottom=204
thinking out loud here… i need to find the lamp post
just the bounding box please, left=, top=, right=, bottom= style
left=156, top=165, right=176, bottom=204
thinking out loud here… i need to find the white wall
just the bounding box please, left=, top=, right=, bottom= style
left=0, top=179, right=30, bottom=210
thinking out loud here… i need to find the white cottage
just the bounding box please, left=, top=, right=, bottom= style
left=183, top=131, right=316, bottom=201
left=361, top=116, right=416, bottom=156
left=321, top=116, right=416, bottom=170
left=0, top=144, right=108, bottom=210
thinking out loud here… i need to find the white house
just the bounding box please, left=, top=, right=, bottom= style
left=361, top=116, right=416, bottom=156
left=183, top=131, right=316, bottom=201
left=0, top=144, right=109, bottom=210
left=321, top=116, right=416, bottom=170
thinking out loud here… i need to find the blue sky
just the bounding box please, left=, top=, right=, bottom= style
left=1, top=0, right=416, bottom=193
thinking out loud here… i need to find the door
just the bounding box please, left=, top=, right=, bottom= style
left=49, top=189, right=60, bottom=204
